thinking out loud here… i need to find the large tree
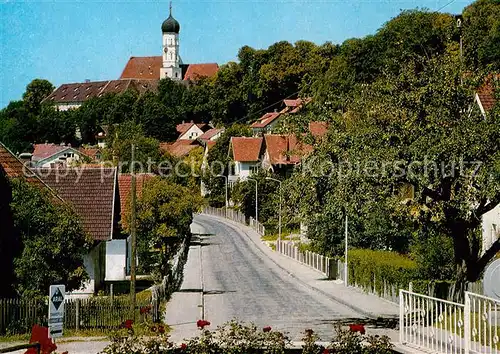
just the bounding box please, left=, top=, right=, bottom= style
left=296, top=54, right=499, bottom=283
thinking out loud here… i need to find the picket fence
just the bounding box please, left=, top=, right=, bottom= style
left=0, top=296, right=152, bottom=335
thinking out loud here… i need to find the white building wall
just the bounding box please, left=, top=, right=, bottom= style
left=234, top=161, right=255, bottom=181
left=482, top=204, right=500, bottom=254
left=67, top=243, right=105, bottom=298
left=105, top=240, right=127, bottom=281
left=57, top=103, right=82, bottom=111
left=178, top=125, right=204, bottom=140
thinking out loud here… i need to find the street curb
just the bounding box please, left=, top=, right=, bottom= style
left=202, top=215, right=380, bottom=320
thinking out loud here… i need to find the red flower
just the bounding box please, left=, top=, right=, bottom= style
left=196, top=319, right=210, bottom=329
left=263, top=326, right=272, bottom=332
left=323, top=349, right=329, bottom=354
left=123, top=319, right=134, bottom=329
left=151, top=325, right=157, bottom=332
left=349, top=324, right=366, bottom=335
left=158, top=325, right=165, bottom=334
left=180, top=343, right=187, bottom=350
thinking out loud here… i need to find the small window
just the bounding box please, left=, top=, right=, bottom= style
left=175, top=72, right=178, bottom=78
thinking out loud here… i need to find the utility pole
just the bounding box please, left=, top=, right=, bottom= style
left=130, top=144, right=137, bottom=318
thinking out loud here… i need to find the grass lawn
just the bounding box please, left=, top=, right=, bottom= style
left=433, top=310, right=500, bottom=348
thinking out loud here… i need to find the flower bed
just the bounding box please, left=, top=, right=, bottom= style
left=100, top=320, right=394, bottom=354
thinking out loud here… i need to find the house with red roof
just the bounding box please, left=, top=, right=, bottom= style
left=228, top=137, right=263, bottom=182
left=31, top=143, right=91, bottom=168
left=198, top=128, right=224, bottom=143
left=160, top=139, right=202, bottom=158
left=261, top=134, right=313, bottom=176
left=476, top=75, right=499, bottom=255
left=251, top=112, right=282, bottom=136
left=251, top=97, right=312, bottom=136
left=176, top=121, right=210, bottom=141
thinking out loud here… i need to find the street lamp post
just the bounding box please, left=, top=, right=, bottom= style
left=217, top=175, right=228, bottom=216
left=265, top=177, right=282, bottom=242
left=247, top=178, right=258, bottom=226
left=344, top=212, right=348, bottom=287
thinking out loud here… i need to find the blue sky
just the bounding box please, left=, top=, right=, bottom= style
left=1, top=0, right=472, bottom=108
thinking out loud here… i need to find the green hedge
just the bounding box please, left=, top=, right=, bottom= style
left=348, top=249, right=417, bottom=295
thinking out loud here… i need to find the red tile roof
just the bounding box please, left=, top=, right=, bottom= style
left=309, top=121, right=329, bottom=138
left=120, top=56, right=163, bottom=80
left=160, top=140, right=201, bottom=158
left=119, top=56, right=218, bottom=81
left=282, top=97, right=312, bottom=113
left=175, top=122, right=208, bottom=137
left=79, top=147, right=101, bottom=160
left=118, top=173, right=154, bottom=229
left=32, top=143, right=78, bottom=160
left=230, top=137, right=263, bottom=162
left=206, top=141, right=216, bottom=151
left=198, top=128, right=223, bottom=142
left=477, top=75, right=499, bottom=112
left=251, top=112, right=282, bottom=128
left=43, top=79, right=158, bottom=105
left=264, top=134, right=313, bottom=165
left=36, top=167, right=117, bottom=241
left=0, top=143, right=46, bottom=187
left=183, top=63, right=219, bottom=81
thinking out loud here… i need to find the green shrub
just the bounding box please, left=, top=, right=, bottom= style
left=348, top=249, right=417, bottom=294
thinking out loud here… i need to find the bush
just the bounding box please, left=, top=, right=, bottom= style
left=348, top=249, right=417, bottom=294
left=100, top=320, right=394, bottom=354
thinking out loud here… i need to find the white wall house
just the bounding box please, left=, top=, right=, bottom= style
left=178, top=123, right=207, bottom=140
left=482, top=205, right=500, bottom=255
left=32, top=144, right=88, bottom=168
left=229, top=137, right=263, bottom=183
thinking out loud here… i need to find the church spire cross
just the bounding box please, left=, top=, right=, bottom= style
left=169, top=1, right=172, bottom=16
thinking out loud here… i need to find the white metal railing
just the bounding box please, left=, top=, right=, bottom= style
left=249, top=217, right=265, bottom=236
left=202, top=206, right=266, bottom=236
left=400, top=290, right=500, bottom=354
left=400, top=289, right=466, bottom=353
left=276, top=240, right=335, bottom=277
left=464, top=291, right=500, bottom=353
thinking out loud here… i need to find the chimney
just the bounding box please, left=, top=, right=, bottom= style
left=274, top=108, right=277, bottom=113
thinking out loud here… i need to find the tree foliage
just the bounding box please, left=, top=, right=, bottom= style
left=8, top=179, right=91, bottom=297
left=134, top=178, right=203, bottom=281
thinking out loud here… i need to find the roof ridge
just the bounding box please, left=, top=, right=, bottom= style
left=0, top=142, right=64, bottom=202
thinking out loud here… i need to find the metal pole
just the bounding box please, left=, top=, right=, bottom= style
left=279, top=181, right=282, bottom=241
left=130, top=144, right=137, bottom=318
left=248, top=178, right=258, bottom=225
left=344, top=212, right=348, bottom=287
left=224, top=176, right=228, bottom=216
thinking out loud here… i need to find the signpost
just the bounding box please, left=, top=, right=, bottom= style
left=48, top=285, right=65, bottom=339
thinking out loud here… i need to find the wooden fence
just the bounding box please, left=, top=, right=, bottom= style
left=0, top=296, right=152, bottom=335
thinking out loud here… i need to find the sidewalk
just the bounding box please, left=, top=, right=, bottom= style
left=163, top=241, right=204, bottom=342
left=217, top=216, right=399, bottom=320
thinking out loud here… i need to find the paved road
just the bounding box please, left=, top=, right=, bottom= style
left=174, top=214, right=365, bottom=342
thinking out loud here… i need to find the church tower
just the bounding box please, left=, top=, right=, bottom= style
left=160, top=3, right=182, bottom=80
